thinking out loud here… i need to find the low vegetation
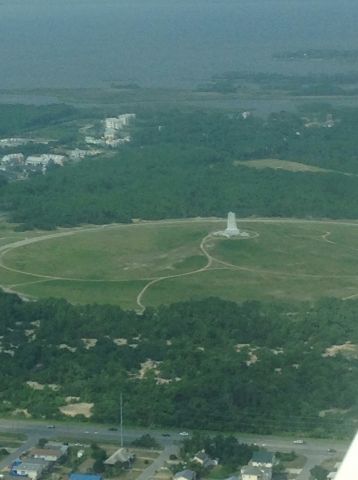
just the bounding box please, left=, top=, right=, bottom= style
left=0, top=291, right=356, bottom=436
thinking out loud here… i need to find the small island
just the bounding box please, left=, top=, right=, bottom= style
left=273, top=48, right=358, bottom=62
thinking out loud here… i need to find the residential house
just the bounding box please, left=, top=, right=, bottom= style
left=192, top=451, right=217, bottom=468
left=11, top=458, right=49, bottom=480
left=105, top=114, right=135, bottom=131
left=68, top=149, right=88, bottom=161
left=1, top=153, right=24, bottom=165
left=25, top=156, right=46, bottom=166
left=241, top=465, right=264, bottom=480
left=241, top=451, right=275, bottom=480
left=0, top=138, right=31, bottom=148
left=173, top=469, right=196, bottom=480
left=250, top=451, right=275, bottom=469
left=104, top=448, right=135, bottom=467
left=31, top=448, right=64, bottom=462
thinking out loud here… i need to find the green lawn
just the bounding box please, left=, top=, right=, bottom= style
left=2, top=218, right=358, bottom=309
left=15, top=279, right=147, bottom=309
left=211, top=221, right=358, bottom=276
left=233, top=158, right=336, bottom=174
left=2, top=222, right=215, bottom=281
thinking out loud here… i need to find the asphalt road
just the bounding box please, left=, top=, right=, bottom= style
left=0, top=419, right=350, bottom=479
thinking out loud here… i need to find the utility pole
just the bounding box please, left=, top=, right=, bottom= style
left=120, top=392, right=123, bottom=448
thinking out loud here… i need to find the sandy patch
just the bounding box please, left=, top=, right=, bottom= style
left=81, top=338, right=98, bottom=349
left=323, top=342, right=358, bottom=358
left=26, top=381, right=60, bottom=391
left=113, top=338, right=128, bottom=346
left=25, top=329, right=35, bottom=338
left=133, top=359, right=179, bottom=385
left=319, top=408, right=349, bottom=417
left=137, top=359, right=161, bottom=379
left=59, top=402, right=93, bottom=418
left=59, top=344, right=77, bottom=352
left=12, top=408, right=31, bottom=418
left=235, top=344, right=258, bottom=366
left=0, top=348, right=14, bottom=356
left=246, top=353, right=258, bottom=366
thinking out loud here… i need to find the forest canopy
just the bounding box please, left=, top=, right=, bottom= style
left=0, top=291, right=356, bottom=436
left=2, top=106, right=358, bottom=229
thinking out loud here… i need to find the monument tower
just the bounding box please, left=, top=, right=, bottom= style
left=224, top=211, right=241, bottom=237
left=214, top=212, right=249, bottom=238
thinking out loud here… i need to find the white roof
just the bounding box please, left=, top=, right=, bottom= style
left=104, top=448, right=133, bottom=465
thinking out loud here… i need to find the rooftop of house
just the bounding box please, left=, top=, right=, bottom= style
left=104, top=448, right=134, bottom=465
left=174, top=469, right=196, bottom=480
left=251, top=451, right=275, bottom=464
left=193, top=450, right=210, bottom=461
left=69, top=474, right=102, bottom=480
left=241, top=465, right=262, bottom=475
left=16, top=458, right=49, bottom=467
left=13, top=460, right=49, bottom=473
left=31, top=448, right=63, bottom=457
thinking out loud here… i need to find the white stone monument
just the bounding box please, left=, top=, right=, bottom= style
left=213, top=212, right=251, bottom=238
left=213, top=212, right=250, bottom=238
left=224, top=211, right=241, bottom=237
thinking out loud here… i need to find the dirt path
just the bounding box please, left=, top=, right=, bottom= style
left=136, top=233, right=216, bottom=312
left=321, top=231, right=336, bottom=244
left=135, top=223, right=358, bottom=311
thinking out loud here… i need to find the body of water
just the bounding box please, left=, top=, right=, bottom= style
left=1, top=0, right=358, bottom=89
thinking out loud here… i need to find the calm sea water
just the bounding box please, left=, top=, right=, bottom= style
left=1, top=0, right=358, bottom=89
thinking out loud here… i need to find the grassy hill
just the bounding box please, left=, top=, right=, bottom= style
left=2, top=218, right=358, bottom=309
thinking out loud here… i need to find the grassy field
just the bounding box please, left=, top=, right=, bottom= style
left=2, top=222, right=211, bottom=280
left=233, top=158, right=335, bottom=173
left=2, top=218, right=358, bottom=309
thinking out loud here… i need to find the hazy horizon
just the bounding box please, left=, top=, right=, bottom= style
left=1, top=0, right=358, bottom=89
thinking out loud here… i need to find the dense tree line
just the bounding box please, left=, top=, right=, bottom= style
left=1, top=105, right=358, bottom=228
left=0, top=104, right=78, bottom=136
left=134, top=107, right=358, bottom=174
left=2, top=144, right=358, bottom=230
left=0, top=291, right=356, bottom=436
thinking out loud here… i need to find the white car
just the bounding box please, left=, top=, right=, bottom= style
left=293, top=439, right=305, bottom=444
left=179, top=431, right=190, bottom=436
